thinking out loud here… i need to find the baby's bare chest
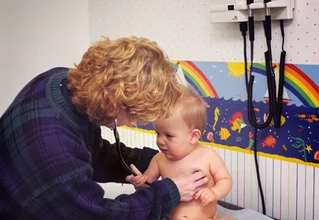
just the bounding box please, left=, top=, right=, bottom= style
left=159, top=154, right=212, bottom=181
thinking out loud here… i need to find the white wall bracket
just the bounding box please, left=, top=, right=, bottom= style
left=210, top=0, right=295, bottom=23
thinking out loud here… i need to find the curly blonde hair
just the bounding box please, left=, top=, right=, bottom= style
left=67, top=36, right=182, bottom=126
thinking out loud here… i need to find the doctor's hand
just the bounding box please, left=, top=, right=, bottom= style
left=125, top=164, right=149, bottom=188
left=171, top=170, right=208, bottom=202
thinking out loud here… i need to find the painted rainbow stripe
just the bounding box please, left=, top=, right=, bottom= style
left=171, top=61, right=218, bottom=98
left=252, top=63, right=319, bottom=107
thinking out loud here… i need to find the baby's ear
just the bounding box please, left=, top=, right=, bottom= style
left=190, top=129, right=201, bottom=144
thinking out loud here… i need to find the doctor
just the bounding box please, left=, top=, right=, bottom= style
left=0, top=36, right=208, bottom=220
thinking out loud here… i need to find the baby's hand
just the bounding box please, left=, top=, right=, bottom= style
left=194, top=187, right=216, bottom=206
left=125, top=164, right=149, bottom=188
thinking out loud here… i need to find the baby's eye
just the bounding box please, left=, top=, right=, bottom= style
left=166, top=134, right=173, bottom=138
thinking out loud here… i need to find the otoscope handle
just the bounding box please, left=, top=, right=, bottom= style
left=264, top=15, right=272, bottom=41
left=248, top=16, right=255, bottom=42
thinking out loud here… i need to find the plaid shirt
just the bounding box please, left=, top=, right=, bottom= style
left=0, top=68, right=179, bottom=220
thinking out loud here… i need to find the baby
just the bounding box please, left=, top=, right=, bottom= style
left=126, top=88, right=233, bottom=220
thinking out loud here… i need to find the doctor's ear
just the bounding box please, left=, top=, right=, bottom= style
left=190, top=129, right=201, bottom=144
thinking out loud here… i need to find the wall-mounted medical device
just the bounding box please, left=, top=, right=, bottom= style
left=210, top=0, right=295, bottom=22
left=209, top=1, right=296, bottom=217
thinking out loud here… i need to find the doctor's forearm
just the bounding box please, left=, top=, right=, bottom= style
left=92, top=139, right=158, bottom=183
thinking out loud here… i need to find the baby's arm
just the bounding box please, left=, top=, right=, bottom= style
left=125, top=153, right=161, bottom=188
left=209, top=150, right=232, bottom=199
left=195, top=149, right=232, bottom=206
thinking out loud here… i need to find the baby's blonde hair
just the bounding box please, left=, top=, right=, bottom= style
left=67, top=36, right=182, bottom=125
left=175, top=87, right=208, bottom=134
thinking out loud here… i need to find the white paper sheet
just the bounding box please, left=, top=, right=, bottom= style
left=216, top=205, right=274, bottom=220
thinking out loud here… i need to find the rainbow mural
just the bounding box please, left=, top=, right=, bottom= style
left=251, top=63, right=319, bottom=107
left=169, top=60, right=219, bottom=98
left=136, top=61, right=319, bottom=166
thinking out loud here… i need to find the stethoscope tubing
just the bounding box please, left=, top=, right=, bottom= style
left=112, top=122, right=151, bottom=186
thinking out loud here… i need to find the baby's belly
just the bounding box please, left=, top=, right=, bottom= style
left=167, top=200, right=217, bottom=220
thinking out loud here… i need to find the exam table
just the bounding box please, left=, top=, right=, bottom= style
left=217, top=201, right=279, bottom=220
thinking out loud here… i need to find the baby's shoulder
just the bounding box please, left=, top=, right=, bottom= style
left=197, top=145, right=217, bottom=155
left=154, top=151, right=168, bottom=161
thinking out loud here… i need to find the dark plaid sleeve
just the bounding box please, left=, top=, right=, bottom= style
left=0, top=123, right=178, bottom=220
left=92, top=127, right=158, bottom=183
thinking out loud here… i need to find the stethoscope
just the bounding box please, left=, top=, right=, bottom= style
left=112, top=119, right=151, bottom=186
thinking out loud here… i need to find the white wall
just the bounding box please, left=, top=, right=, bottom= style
left=89, top=0, right=319, bottom=64
left=89, top=1, right=319, bottom=220
left=0, top=0, right=90, bottom=114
